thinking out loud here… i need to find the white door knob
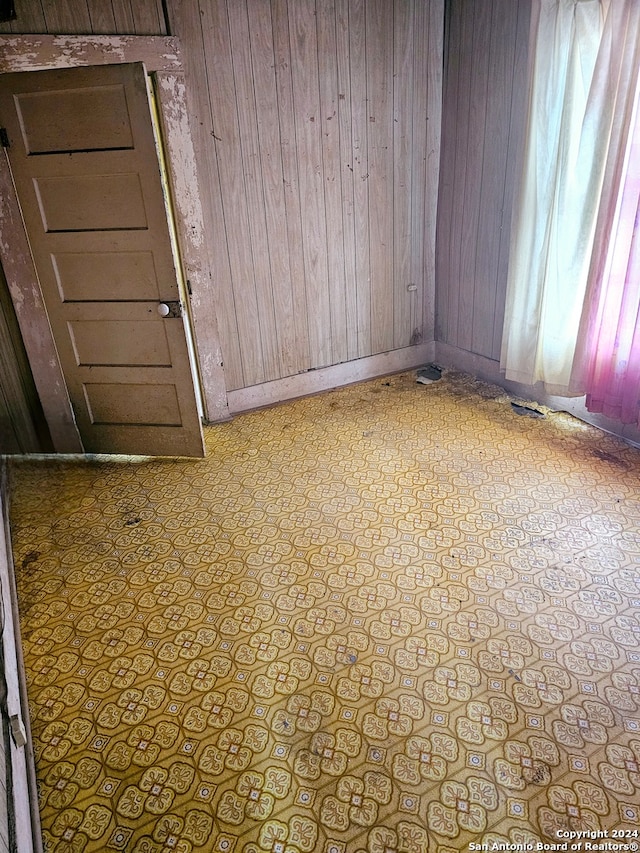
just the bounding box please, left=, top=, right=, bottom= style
left=157, top=303, right=170, bottom=317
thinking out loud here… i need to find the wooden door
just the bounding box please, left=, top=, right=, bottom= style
left=0, top=63, right=205, bottom=457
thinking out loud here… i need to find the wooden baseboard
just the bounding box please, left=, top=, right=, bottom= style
left=435, top=342, right=640, bottom=448
left=225, top=343, right=436, bottom=415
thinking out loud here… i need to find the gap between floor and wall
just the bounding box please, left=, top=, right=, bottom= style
left=223, top=338, right=640, bottom=450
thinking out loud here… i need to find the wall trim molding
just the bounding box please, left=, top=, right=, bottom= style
left=226, top=342, right=436, bottom=414
left=0, top=34, right=183, bottom=73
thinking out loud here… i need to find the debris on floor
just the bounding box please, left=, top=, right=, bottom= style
left=416, top=363, right=442, bottom=384
left=510, top=401, right=546, bottom=418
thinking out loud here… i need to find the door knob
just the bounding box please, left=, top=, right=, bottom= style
left=157, top=301, right=182, bottom=318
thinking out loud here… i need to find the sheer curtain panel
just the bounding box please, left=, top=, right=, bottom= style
left=500, top=0, right=603, bottom=393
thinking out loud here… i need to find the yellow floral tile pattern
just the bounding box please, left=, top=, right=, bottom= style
left=8, top=371, right=640, bottom=852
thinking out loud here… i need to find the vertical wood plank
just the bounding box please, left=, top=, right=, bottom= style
left=334, top=0, right=358, bottom=361
left=271, top=0, right=311, bottom=373
left=424, top=0, right=443, bottom=342
left=288, top=0, right=331, bottom=368
left=472, top=0, right=516, bottom=356
left=445, top=0, right=472, bottom=346
left=201, top=0, right=266, bottom=388
left=109, top=0, right=136, bottom=33
left=85, top=0, right=117, bottom=34
left=317, top=0, right=348, bottom=365
left=247, top=0, right=297, bottom=376
left=228, top=0, right=281, bottom=382
left=42, top=0, right=92, bottom=33
left=448, top=0, right=475, bottom=348
left=131, top=0, right=166, bottom=35
left=457, top=0, right=490, bottom=351
left=366, top=0, right=394, bottom=354
left=434, top=0, right=457, bottom=342
left=442, top=0, right=465, bottom=348
left=348, top=0, right=371, bottom=357
left=409, top=0, right=427, bottom=346
left=392, top=0, right=413, bottom=349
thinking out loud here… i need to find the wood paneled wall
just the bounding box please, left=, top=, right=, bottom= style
left=0, top=0, right=166, bottom=35
left=2, top=0, right=443, bottom=396
left=435, top=0, right=531, bottom=362
left=169, top=0, right=443, bottom=391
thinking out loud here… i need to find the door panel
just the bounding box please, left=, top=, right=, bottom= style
left=15, top=85, right=135, bottom=153
left=0, top=63, right=204, bottom=456
left=67, top=320, right=172, bottom=368
left=34, top=172, right=148, bottom=232
left=52, top=252, right=159, bottom=302
left=83, top=383, right=182, bottom=426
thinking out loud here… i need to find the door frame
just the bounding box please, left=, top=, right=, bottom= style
left=0, top=35, right=229, bottom=452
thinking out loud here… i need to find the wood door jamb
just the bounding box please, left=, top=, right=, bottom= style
left=0, top=34, right=183, bottom=74
left=0, top=150, right=82, bottom=452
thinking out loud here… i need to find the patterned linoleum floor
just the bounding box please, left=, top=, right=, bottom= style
left=8, top=371, right=640, bottom=853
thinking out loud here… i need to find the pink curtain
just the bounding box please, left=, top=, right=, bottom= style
left=584, top=113, right=640, bottom=424
left=570, top=2, right=640, bottom=426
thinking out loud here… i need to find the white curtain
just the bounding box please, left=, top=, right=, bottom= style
left=501, top=0, right=605, bottom=393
